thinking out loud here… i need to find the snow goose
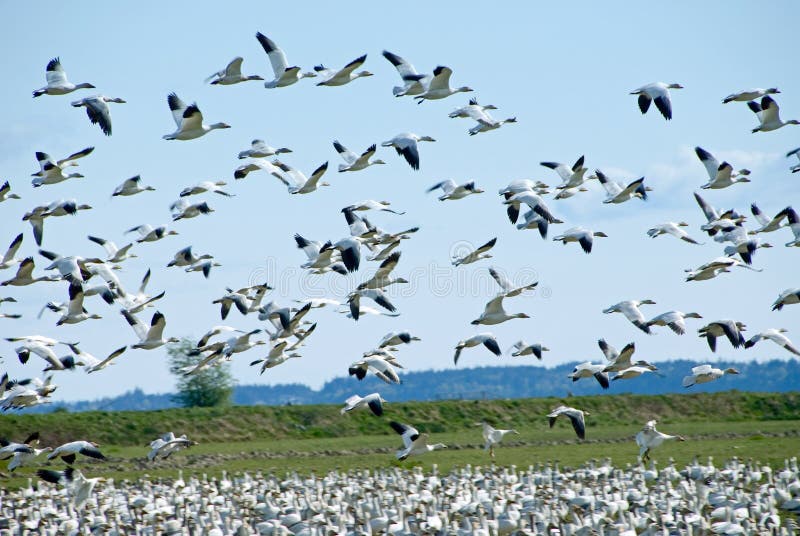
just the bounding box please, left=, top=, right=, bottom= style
left=594, top=170, right=648, bottom=203
left=567, top=362, right=609, bottom=389
left=294, top=234, right=347, bottom=275
left=0, top=181, right=21, bottom=202
left=480, top=422, right=518, bottom=457
left=0, top=432, right=41, bottom=460
left=347, top=288, right=396, bottom=320
left=722, top=235, right=772, bottom=265
left=630, top=82, right=683, bottom=120
left=320, top=237, right=362, bottom=273
left=499, top=180, right=550, bottom=222
left=212, top=283, right=272, bottom=320
left=685, top=256, right=761, bottom=282
left=603, top=300, right=656, bottom=334
left=125, top=224, right=178, bottom=243
left=8, top=445, right=52, bottom=472
left=745, top=328, right=800, bottom=356
left=489, top=266, right=538, bottom=297
left=334, top=141, right=386, bottom=172
left=503, top=192, right=558, bottom=223
left=272, top=160, right=330, bottom=194
left=71, top=95, right=126, bottom=136
left=167, top=245, right=213, bottom=268
left=694, top=147, right=751, bottom=189
left=1, top=258, right=60, bottom=286
left=315, top=54, right=372, bottom=86
left=449, top=98, right=498, bottom=119
left=682, top=364, right=740, bottom=387
left=427, top=179, right=484, bottom=201
left=233, top=158, right=281, bottom=180
left=121, top=310, right=179, bottom=350
left=390, top=421, right=446, bottom=460
left=553, top=227, right=608, bottom=253
left=0, top=233, right=23, bottom=270
left=162, top=93, right=230, bottom=140
left=55, top=281, right=102, bottom=326
left=611, top=364, right=660, bottom=381
left=453, top=333, right=501, bottom=364
left=748, top=96, right=799, bottom=132
left=382, top=50, right=430, bottom=97
left=382, top=133, right=436, bottom=170
left=37, top=467, right=105, bottom=509
left=341, top=393, right=386, bottom=416
left=344, top=200, right=404, bottom=214
left=698, top=320, right=746, bottom=351
left=378, top=331, right=421, bottom=348
left=787, top=147, right=800, bottom=173
left=349, top=356, right=402, bottom=384
left=206, top=56, right=263, bottom=85
left=750, top=203, right=790, bottom=234
left=516, top=209, right=560, bottom=238
left=180, top=180, right=233, bottom=198
left=774, top=206, right=800, bottom=247
left=112, top=175, right=155, bottom=197
left=645, top=311, right=703, bottom=335
left=773, top=288, right=800, bottom=311
left=339, top=305, right=400, bottom=319
left=250, top=341, right=302, bottom=374
left=414, top=66, right=473, bottom=102
left=47, top=440, right=106, bottom=464
left=597, top=339, right=637, bottom=372
left=723, top=87, right=779, bottom=103
left=452, top=237, right=496, bottom=266
left=636, top=420, right=684, bottom=462
left=540, top=155, right=589, bottom=190
left=467, top=113, right=516, bottom=136
left=87, top=235, right=136, bottom=264
left=238, top=139, right=292, bottom=159
left=255, top=32, right=316, bottom=88
left=31, top=160, right=86, bottom=187
left=66, top=344, right=127, bottom=374
left=32, top=147, right=93, bottom=177
left=357, top=252, right=407, bottom=290
left=147, top=432, right=196, bottom=461
left=646, top=222, right=703, bottom=244
left=509, top=341, right=549, bottom=359
left=170, top=199, right=214, bottom=221
left=472, top=294, right=530, bottom=326
left=547, top=406, right=589, bottom=439
left=32, top=58, right=95, bottom=97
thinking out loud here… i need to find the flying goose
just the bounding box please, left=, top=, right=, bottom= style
left=315, top=54, right=372, bottom=86
left=378, top=331, right=421, bottom=348
left=540, top=155, right=589, bottom=190
left=787, top=147, right=800, bottom=173
left=698, top=320, right=746, bottom=352
left=499, top=179, right=550, bottom=222
left=773, top=288, right=800, bottom=311
left=684, top=256, right=761, bottom=281
left=750, top=203, right=790, bottom=234
left=341, top=393, right=386, bottom=417
left=37, top=467, right=106, bottom=509
left=452, top=237, right=496, bottom=266
left=71, top=95, right=126, bottom=136
left=594, top=170, right=648, bottom=203
left=320, top=237, right=362, bottom=273
left=389, top=421, right=446, bottom=460
left=344, top=200, right=404, bottom=214
left=255, top=32, right=316, bottom=88
left=774, top=206, right=800, bottom=247
left=467, top=113, right=517, bottom=136
left=65, top=344, right=127, bottom=374
left=693, top=192, right=745, bottom=236
left=723, top=87, right=779, bottom=103
left=449, top=98, right=497, bottom=119
left=233, top=158, right=281, bottom=180
left=349, top=356, right=402, bottom=384
left=87, top=235, right=136, bottom=264
left=471, top=294, right=530, bottom=326
left=381, top=133, right=436, bottom=170
left=333, top=141, right=386, bottom=172
left=212, top=283, right=272, bottom=320
left=611, top=364, right=660, bottom=381
left=32, top=147, right=93, bottom=177
left=357, top=252, right=407, bottom=290
left=238, top=139, right=291, bottom=159
left=10, top=345, right=63, bottom=372
left=603, top=300, right=656, bottom=334
left=630, top=82, right=683, bottom=120
left=170, top=199, right=214, bottom=221
left=453, top=333, right=501, bottom=365
left=147, top=432, right=197, bottom=461
left=112, top=175, right=155, bottom=197
left=503, top=192, right=558, bottom=223
left=55, top=281, right=102, bottom=326
left=381, top=50, right=430, bottom=97
left=162, top=93, right=230, bottom=140
left=180, top=180, right=233, bottom=198
left=167, top=245, right=213, bottom=268
left=547, top=406, right=589, bottom=439
left=347, top=288, right=396, bottom=321
left=272, top=160, right=330, bottom=194
left=645, top=311, right=703, bottom=335
left=47, top=440, right=106, bottom=464
left=567, top=362, right=610, bottom=389
left=120, top=310, right=179, bottom=350
left=0, top=233, right=23, bottom=270
left=427, top=179, right=484, bottom=201
left=748, top=96, right=799, bottom=132
left=597, top=339, right=637, bottom=372
left=31, top=156, right=87, bottom=187
left=553, top=227, right=608, bottom=253
left=509, top=341, right=549, bottom=359
left=293, top=234, right=347, bottom=275
left=206, top=56, right=263, bottom=85
left=646, top=222, right=703, bottom=244
left=489, top=266, right=538, bottom=297
left=251, top=341, right=302, bottom=374
left=722, top=235, right=772, bottom=265
left=0, top=181, right=21, bottom=202
left=745, top=328, right=800, bottom=356
left=125, top=224, right=178, bottom=243
left=414, top=66, right=473, bottom=102
left=0, top=432, right=41, bottom=460
left=636, top=420, right=685, bottom=462
left=1, top=258, right=60, bottom=286
left=516, top=209, right=560, bottom=238
left=682, top=364, right=740, bottom=387
left=32, top=58, right=95, bottom=97
left=480, top=422, right=519, bottom=458
left=694, top=147, right=751, bottom=189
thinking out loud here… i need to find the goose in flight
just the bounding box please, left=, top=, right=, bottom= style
left=238, top=139, right=292, bottom=159
left=163, top=93, right=230, bottom=140
left=774, top=206, right=800, bottom=247
left=390, top=421, right=446, bottom=460
left=694, top=147, right=751, bottom=189
left=56, top=281, right=102, bottom=326
left=0, top=181, right=21, bottom=203
left=646, top=222, right=703, bottom=244
left=745, top=328, right=800, bottom=356
left=349, top=356, right=402, bottom=384
left=206, top=57, right=263, bottom=85
left=147, top=432, right=196, bottom=461
left=636, top=420, right=685, bottom=462
left=471, top=294, right=530, bottom=326
left=611, top=364, right=660, bottom=381
left=255, top=32, right=316, bottom=88
left=516, top=209, right=560, bottom=238
left=773, top=288, right=800, bottom=311
left=125, top=224, right=178, bottom=244
left=8, top=444, right=52, bottom=472
left=684, top=256, right=761, bottom=281
left=1, top=258, right=60, bottom=286
left=467, top=113, right=517, bottom=136
left=698, top=319, right=746, bottom=352
left=449, top=98, right=497, bottom=119
left=272, top=160, right=330, bottom=194
left=603, top=300, right=656, bottom=334
left=47, top=440, right=106, bottom=464
left=498, top=179, right=550, bottom=222
left=250, top=341, right=302, bottom=374
left=32, top=58, right=95, bottom=97
left=341, top=393, right=386, bottom=417
left=378, top=331, right=421, bottom=348
left=233, top=158, right=281, bottom=180
left=682, top=364, right=740, bottom=387
left=414, top=66, right=473, bottom=103
left=32, top=146, right=93, bottom=178
left=180, top=180, right=233, bottom=198
left=540, top=155, right=589, bottom=190
left=750, top=203, right=790, bottom=234
left=553, top=227, right=608, bottom=253
left=0, top=233, right=23, bottom=270
left=547, top=406, right=588, bottom=439
left=212, top=283, right=272, bottom=320
left=167, top=245, right=213, bottom=269
left=347, top=288, right=396, bottom=321
left=489, top=266, right=538, bottom=297
left=427, top=179, right=484, bottom=201
left=382, top=50, right=430, bottom=97
left=170, top=199, right=214, bottom=221
left=567, top=362, right=609, bottom=389
left=504, top=192, right=558, bottom=224
left=787, top=147, right=800, bottom=173
left=343, top=200, right=404, bottom=214
left=645, top=311, right=703, bottom=335
left=594, top=170, right=648, bottom=203
left=112, top=175, right=155, bottom=197
left=480, top=422, right=518, bottom=458
left=294, top=234, right=347, bottom=275
left=0, top=432, right=41, bottom=461
left=454, top=333, right=501, bottom=365
left=333, top=141, right=385, bottom=172
left=630, top=82, right=683, bottom=120
left=87, top=235, right=136, bottom=264
left=357, top=252, right=407, bottom=290
left=748, top=96, right=799, bottom=132
left=723, top=87, right=779, bottom=103
left=452, top=237, right=496, bottom=266
left=315, top=54, right=372, bottom=86
left=71, top=95, right=126, bottom=136
left=693, top=192, right=745, bottom=236
left=509, top=341, right=549, bottom=359
left=66, top=344, right=127, bottom=374
left=597, top=339, right=637, bottom=372
left=36, top=467, right=105, bottom=509
left=320, top=237, right=363, bottom=273
left=381, top=133, right=435, bottom=170
left=22, top=199, right=92, bottom=246
left=121, top=310, right=179, bottom=350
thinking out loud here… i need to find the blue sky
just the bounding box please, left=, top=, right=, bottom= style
left=1, top=2, right=798, bottom=402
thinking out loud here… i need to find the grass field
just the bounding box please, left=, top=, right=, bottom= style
left=1, top=391, right=798, bottom=488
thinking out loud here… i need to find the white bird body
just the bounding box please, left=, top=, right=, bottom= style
left=314, top=54, right=372, bottom=86
left=547, top=406, right=588, bottom=439
left=382, top=50, right=431, bottom=96
left=71, top=95, right=126, bottom=135
left=147, top=432, right=196, bottom=461
left=603, top=300, right=656, bottom=334
left=540, top=155, right=588, bottom=189
left=1, top=257, right=60, bottom=286
left=390, top=421, right=446, bottom=460
left=180, top=180, right=233, bottom=198
left=163, top=93, right=230, bottom=140
left=0, top=233, right=23, bottom=270
left=349, top=356, right=401, bottom=384
left=357, top=252, right=406, bottom=290
left=489, top=267, right=538, bottom=297
left=775, top=207, right=800, bottom=247
left=568, top=362, right=609, bottom=389
left=480, top=422, right=518, bottom=457
left=112, top=175, right=155, bottom=197
left=745, top=328, right=800, bottom=356
left=682, top=364, right=740, bottom=387
left=47, top=440, right=105, bottom=463
left=206, top=57, right=263, bottom=85
left=471, top=294, right=530, bottom=326
left=647, top=222, right=702, bottom=244
left=66, top=344, right=127, bottom=373
left=381, top=133, right=435, bottom=170
left=553, top=227, right=608, bottom=253
left=630, top=82, right=683, bottom=120
left=594, top=170, right=648, bottom=204
left=773, top=288, right=800, bottom=311
left=414, top=66, right=472, bottom=102
left=272, top=160, right=330, bottom=194
left=750, top=203, right=790, bottom=234
left=698, top=320, right=747, bottom=352
left=340, top=393, right=386, bottom=416
left=427, top=179, right=484, bottom=201
left=646, top=311, right=703, bottom=335
left=636, top=420, right=685, bottom=461
left=723, top=87, right=779, bottom=103
left=255, top=32, right=316, bottom=88
left=32, top=58, right=95, bottom=97
left=452, top=237, right=496, bottom=266
left=509, top=340, right=549, bottom=359
left=121, top=310, right=178, bottom=350
left=748, top=96, right=799, bottom=132
left=334, top=141, right=385, bottom=172
left=454, top=333, right=501, bottom=364
left=347, top=288, right=397, bottom=320
left=0, top=181, right=21, bottom=202
left=238, top=139, right=292, bottom=159
left=125, top=224, right=178, bottom=243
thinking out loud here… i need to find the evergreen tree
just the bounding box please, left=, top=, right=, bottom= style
left=168, top=339, right=235, bottom=407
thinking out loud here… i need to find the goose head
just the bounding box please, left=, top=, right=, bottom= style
left=668, top=83, right=684, bottom=89
left=456, top=86, right=474, bottom=94
left=371, top=159, right=387, bottom=165
left=108, top=97, right=127, bottom=104
left=593, top=232, right=608, bottom=238
left=76, top=83, right=96, bottom=90
left=724, top=368, right=740, bottom=375
left=418, top=135, right=436, bottom=142
left=677, top=221, right=690, bottom=227
left=355, top=70, right=373, bottom=79
left=209, top=122, right=231, bottom=131
left=684, top=312, right=703, bottom=319
left=246, top=75, right=265, bottom=81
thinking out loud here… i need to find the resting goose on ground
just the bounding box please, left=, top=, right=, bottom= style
left=647, top=222, right=702, bottom=244
left=452, top=237, right=496, bottom=266
left=112, top=175, right=155, bottom=197
left=509, top=341, right=548, bottom=359
left=553, top=227, right=608, bottom=253
left=272, top=161, right=329, bottom=194
left=567, top=362, right=609, bottom=389
left=773, top=288, right=800, bottom=311
left=162, top=93, right=230, bottom=140
left=745, top=328, right=800, bottom=356
left=71, top=95, right=126, bottom=136
left=695, top=147, right=751, bottom=189
left=315, top=54, right=372, bottom=86
left=594, top=170, right=648, bottom=203
left=471, top=295, right=530, bottom=326
left=390, top=421, right=446, bottom=460
left=206, top=57, right=263, bottom=85
left=603, top=300, right=656, bottom=334
left=489, top=266, right=537, bottom=297
left=698, top=320, right=746, bottom=352
left=341, top=393, right=386, bottom=416
left=427, top=179, right=483, bottom=201
left=382, top=50, right=430, bottom=97
left=125, top=224, right=178, bottom=244
left=333, top=141, right=385, bottom=172
left=723, top=87, right=779, bottom=103
left=682, top=364, right=740, bottom=387
left=414, top=66, right=472, bottom=102
left=748, top=96, right=799, bottom=132
left=121, top=310, right=179, bottom=350
left=480, top=422, right=518, bottom=458
left=0, top=181, right=21, bottom=202
left=32, top=58, right=95, bottom=97
left=255, top=32, right=315, bottom=88
left=630, top=82, right=683, bottom=120
left=453, top=333, right=501, bottom=365
left=238, top=139, right=292, bottom=159
left=547, top=406, right=588, bottom=439
left=645, top=311, right=703, bottom=335
left=381, top=133, right=436, bottom=170
left=0, top=233, right=23, bottom=270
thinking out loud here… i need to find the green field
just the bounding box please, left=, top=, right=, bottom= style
left=2, top=391, right=798, bottom=487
